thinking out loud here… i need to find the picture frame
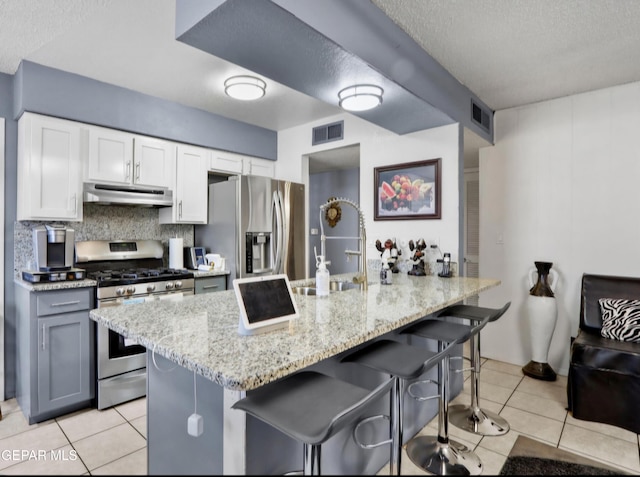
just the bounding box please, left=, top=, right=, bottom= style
left=374, top=158, right=441, bottom=220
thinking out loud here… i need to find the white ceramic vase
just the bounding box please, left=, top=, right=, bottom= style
left=523, top=261, right=559, bottom=380
left=525, top=294, right=557, bottom=363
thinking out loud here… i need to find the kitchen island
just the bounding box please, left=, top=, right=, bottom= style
left=89, top=272, right=500, bottom=475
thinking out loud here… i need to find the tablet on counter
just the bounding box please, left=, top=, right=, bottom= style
left=233, top=274, right=300, bottom=335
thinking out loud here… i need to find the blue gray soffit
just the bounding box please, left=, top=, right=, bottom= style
left=13, top=60, right=277, bottom=160
left=175, top=0, right=476, bottom=137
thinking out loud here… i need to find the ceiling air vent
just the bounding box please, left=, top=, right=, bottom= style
left=312, top=120, right=344, bottom=146
left=471, top=100, right=492, bottom=133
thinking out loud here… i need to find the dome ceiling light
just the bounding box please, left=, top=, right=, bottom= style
left=224, top=75, right=267, bottom=100
left=338, top=84, right=383, bottom=112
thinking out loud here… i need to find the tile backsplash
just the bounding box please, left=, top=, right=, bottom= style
left=14, top=204, right=193, bottom=277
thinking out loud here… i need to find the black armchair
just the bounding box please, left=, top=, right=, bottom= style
left=567, top=273, right=640, bottom=434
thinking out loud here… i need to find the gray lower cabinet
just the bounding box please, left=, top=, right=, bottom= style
left=16, top=286, right=95, bottom=424
left=195, top=275, right=226, bottom=294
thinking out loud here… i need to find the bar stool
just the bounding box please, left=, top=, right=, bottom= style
left=400, top=313, right=494, bottom=475
left=231, top=370, right=395, bottom=476
left=340, top=338, right=457, bottom=475
left=436, top=302, right=511, bottom=436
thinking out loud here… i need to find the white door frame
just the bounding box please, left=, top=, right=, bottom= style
left=1, top=117, right=5, bottom=400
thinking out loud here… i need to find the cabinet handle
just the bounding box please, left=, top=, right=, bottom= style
left=50, top=300, right=81, bottom=307
left=135, top=162, right=141, bottom=181
left=42, top=323, right=46, bottom=350
left=126, top=160, right=131, bottom=180
left=202, top=285, right=220, bottom=290
left=71, top=193, right=77, bottom=214
left=178, top=200, right=183, bottom=219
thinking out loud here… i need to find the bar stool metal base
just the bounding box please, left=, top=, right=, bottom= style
left=406, top=436, right=483, bottom=475
left=448, top=404, right=509, bottom=436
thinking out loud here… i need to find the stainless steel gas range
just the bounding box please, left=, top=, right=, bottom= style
left=75, top=239, right=194, bottom=409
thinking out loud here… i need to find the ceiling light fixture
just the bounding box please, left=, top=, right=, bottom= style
left=224, top=75, right=266, bottom=101
left=338, top=84, right=383, bottom=111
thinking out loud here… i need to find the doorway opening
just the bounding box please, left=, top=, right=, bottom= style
left=306, top=144, right=360, bottom=277
left=463, top=127, right=490, bottom=306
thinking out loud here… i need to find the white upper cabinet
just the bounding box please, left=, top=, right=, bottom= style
left=87, top=126, right=175, bottom=189
left=208, top=150, right=244, bottom=174
left=133, top=137, right=175, bottom=188
left=244, top=156, right=275, bottom=178
left=17, top=113, right=83, bottom=221
left=159, top=144, right=208, bottom=224
left=86, top=126, right=134, bottom=185
left=208, top=149, right=276, bottom=178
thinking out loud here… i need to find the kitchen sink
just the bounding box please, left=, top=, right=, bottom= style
left=329, top=281, right=359, bottom=291
left=291, top=281, right=361, bottom=296
left=292, top=286, right=317, bottom=295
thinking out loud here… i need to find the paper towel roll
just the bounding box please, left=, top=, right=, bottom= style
left=169, top=238, right=184, bottom=270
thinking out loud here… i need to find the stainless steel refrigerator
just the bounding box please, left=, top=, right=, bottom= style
left=195, top=175, right=306, bottom=281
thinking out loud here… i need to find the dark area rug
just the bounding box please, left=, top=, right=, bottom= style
left=500, top=455, right=621, bottom=475
left=499, top=435, right=627, bottom=475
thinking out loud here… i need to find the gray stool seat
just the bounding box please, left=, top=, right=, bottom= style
left=342, top=339, right=454, bottom=475
left=399, top=316, right=493, bottom=475
left=342, top=339, right=443, bottom=380
left=232, top=370, right=394, bottom=475
left=437, top=304, right=507, bottom=322
left=437, top=302, right=511, bottom=437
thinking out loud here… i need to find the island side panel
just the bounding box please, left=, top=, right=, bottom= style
left=146, top=334, right=463, bottom=475
left=147, top=351, right=224, bottom=475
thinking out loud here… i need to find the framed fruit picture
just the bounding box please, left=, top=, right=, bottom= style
left=374, top=158, right=441, bottom=220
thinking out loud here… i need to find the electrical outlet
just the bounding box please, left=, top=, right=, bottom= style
left=188, top=413, right=203, bottom=437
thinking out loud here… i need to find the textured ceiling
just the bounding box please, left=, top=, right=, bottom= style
left=3, top=0, right=640, bottom=139
left=1, top=0, right=340, bottom=131
left=0, top=0, right=111, bottom=75
left=373, top=0, right=640, bottom=110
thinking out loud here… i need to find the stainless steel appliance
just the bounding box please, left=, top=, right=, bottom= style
left=195, top=175, right=306, bottom=280
left=75, top=239, right=194, bottom=409
left=83, top=182, right=173, bottom=207
left=33, top=224, right=75, bottom=271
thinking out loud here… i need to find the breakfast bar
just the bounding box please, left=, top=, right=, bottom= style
left=89, top=273, right=500, bottom=475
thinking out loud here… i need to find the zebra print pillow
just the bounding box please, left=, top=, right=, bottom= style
left=599, top=298, right=640, bottom=343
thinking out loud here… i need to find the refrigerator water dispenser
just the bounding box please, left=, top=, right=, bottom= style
left=245, top=232, right=272, bottom=274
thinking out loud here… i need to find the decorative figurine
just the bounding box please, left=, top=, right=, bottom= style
left=407, top=238, right=427, bottom=276
left=375, top=238, right=401, bottom=273
left=324, top=197, right=342, bottom=228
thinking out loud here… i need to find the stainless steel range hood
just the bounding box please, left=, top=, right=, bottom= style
left=83, top=182, right=173, bottom=207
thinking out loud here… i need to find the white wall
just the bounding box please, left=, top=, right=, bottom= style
left=479, top=81, right=640, bottom=375
left=277, top=113, right=461, bottom=271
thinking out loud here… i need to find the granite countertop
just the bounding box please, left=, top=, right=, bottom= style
left=15, top=277, right=97, bottom=292
left=14, top=268, right=228, bottom=290
left=89, top=272, right=500, bottom=391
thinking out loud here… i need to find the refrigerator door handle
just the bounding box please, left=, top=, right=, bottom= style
left=272, top=190, right=284, bottom=274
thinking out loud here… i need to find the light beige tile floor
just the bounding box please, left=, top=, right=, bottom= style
left=2, top=357, right=640, bottom=475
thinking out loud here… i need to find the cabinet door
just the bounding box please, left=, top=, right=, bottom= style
left=133, top=136, right=175, bottom=188
left=176, top=145, right=208, bottom=223
left=37, top=311, right=92, bottom=414
left=161, top=145, right=208, bottom=224
left=244, top=157, right=275, bottom=178
left=18, top=113, right=82, bottom=221
left=209, top=150, right=244, bottom=174
left=87, top=126, right=134, bottom=185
